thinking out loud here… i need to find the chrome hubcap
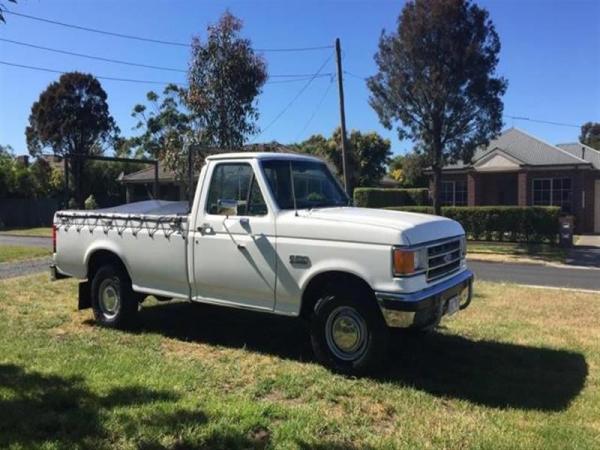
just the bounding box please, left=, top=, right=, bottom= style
left=99, top=278, right=120, bottom=319
left=325, top=306, right=368, bottom=361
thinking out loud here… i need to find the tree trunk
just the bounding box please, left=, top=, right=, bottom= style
left=432, top=164, right=442, bottom=216
left=71, top=157, right=84, bottom=209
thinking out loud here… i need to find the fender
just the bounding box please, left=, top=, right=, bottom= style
left=83, top=239, right=133, bottom=280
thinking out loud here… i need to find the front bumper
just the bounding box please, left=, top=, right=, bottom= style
left=375, top=269, right=474, bottom=328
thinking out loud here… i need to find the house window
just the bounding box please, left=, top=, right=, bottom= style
left=532, top=178, right=572, bottom=212
left=441, top=180, right=467, bottom=206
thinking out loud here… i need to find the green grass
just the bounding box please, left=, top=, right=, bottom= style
left=468, top=241, right=566, bottom=263
left=0, top=227, right=53, bottom=237
left=0, top=245, right=51, bottom=263
left=0, top=275, right=598, bottom=449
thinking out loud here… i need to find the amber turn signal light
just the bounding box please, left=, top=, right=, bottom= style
left=393, top=248, right=415, bottom=276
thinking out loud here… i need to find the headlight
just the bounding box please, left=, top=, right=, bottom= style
left=460, top=236, right=467, bottom=257
left=392, top=247, right=427, bottom=276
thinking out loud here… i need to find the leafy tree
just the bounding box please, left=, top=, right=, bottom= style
left=580, top=122, right=600, bottom=150
left=26, top=72, right=118, bottom=207
left=29, top=158, right=53, bottom=196
left=0, top=145, right=15, bottom=197
left=368, top=0, right=507, bottom=213
left=187, top=11, right=267, bottom=149
left=83, top=160, right=143, bottom=207
left=388, top=152, right=429, bottom=187
left=0, top=0, right=16, bottom=23
left=130, top=85, right=192, bottom=159
left=298, top=129, right=391, bottom=190
left=129, top=85, right=203, bottom=192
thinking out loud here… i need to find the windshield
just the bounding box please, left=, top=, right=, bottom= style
left=261, top=159, right=349, bottom=210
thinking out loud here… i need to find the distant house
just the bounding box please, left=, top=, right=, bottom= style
left=118, top=162, right=187, bottom=203
left=434, top=128, right=600, bottom=233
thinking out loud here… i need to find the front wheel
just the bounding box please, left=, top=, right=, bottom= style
left=310, top=287, right=389, bottom=375
left=91, top=264, right=138, bottom=328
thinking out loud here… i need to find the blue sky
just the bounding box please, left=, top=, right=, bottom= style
left=1, top=0, right=599, bottom=157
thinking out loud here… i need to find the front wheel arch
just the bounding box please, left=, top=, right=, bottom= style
left=300, top=271, right=378, bottom=320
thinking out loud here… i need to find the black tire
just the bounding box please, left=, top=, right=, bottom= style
left=91, top=264, right=138, bottom=328
left=309, top=285, right=389, bottom=375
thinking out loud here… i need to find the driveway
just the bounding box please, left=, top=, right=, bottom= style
left=566, top=235, right=600, bottom=269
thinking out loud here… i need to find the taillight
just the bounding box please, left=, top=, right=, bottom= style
left=52, top=224, right=57, bottom=253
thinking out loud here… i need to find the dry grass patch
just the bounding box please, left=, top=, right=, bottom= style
left=0, top=274, right=598, bottom=449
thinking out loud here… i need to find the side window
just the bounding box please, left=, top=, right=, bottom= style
left=206, top=163, right=267, bottom=216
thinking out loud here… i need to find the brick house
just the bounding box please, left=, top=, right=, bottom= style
left=434, top=128, right=600, bottom=233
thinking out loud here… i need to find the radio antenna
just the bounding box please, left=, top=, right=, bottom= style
left=289, top=161, right=298, bottom=216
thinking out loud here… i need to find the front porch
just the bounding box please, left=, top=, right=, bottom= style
left=464, top=172, right=528, bottom=207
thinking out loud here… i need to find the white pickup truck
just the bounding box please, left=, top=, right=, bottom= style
left=51, top=152, right=473, bottom=373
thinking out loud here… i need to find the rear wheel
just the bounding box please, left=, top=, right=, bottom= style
left=91, top=264, right=138, bottom=328
left=310, top=285, right=389, bottom=375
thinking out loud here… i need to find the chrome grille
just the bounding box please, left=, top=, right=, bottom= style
left=426, top=239, right=461, bottom=282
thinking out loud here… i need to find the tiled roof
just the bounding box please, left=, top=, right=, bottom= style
left=444, top=128, right=591, bottom=170
left=119, top=163, right=179, bottom=183
left=556, top=142, right=600, bottom=170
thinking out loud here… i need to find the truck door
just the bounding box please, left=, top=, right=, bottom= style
left=192, top=161, right=277, bottom=311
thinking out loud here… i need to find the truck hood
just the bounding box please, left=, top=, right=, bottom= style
left=298, top=207, right=464, bottom=246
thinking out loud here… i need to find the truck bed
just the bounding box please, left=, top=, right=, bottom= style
left=54, top=200, right=191, bottom=299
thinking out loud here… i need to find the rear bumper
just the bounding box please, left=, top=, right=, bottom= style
left=375, top=269, right=474, bottom=328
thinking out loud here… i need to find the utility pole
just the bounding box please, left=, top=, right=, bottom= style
left=335, top=37, right=350, bottom=196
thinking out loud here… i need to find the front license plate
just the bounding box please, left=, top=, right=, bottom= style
left=446, top=296, right=460, bottom=316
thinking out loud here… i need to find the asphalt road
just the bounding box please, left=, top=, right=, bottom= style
left=0, top=257, right=52, bottom=280
left=469, top=260, right=600, bottom=292
left=0, top=235, right=51, bottom=248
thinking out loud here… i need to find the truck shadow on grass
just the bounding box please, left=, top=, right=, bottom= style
left=0, top=364, right=268, bottom=449
left=130, top=302, right=587, bottom=412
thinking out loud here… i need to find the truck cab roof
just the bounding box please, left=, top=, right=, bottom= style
left=206, top=152, right=323, bottom=163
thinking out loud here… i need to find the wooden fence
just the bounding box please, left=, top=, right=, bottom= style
left=0, top=198, right=60, bottom=228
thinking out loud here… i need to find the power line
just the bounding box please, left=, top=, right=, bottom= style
left=0, top=38, right=336, bottom=79
left=344, top=70, right=367, bottom=81
left=0, top=59, right=333, bottom=86
left=0, top=60, right=184, bottom=85
left=4, top=10, right=333, bottom=52
left=0, top=37, right=186, bottom=72
left=256, top=53, right=334, bottom=137
left=295, top=76, right=335, bottom=141
left=342, top=71, right=582, bottom=130
left=504, top=115, right=580, bottom=129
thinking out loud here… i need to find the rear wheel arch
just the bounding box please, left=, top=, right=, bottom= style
left=87, top=249, right=130, bottom=282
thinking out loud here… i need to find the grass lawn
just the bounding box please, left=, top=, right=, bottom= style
left=468, top=241, right=566, bottom=264
left=0, top=275, right=598, bottom=449
left=0, top=245, right=51, bottom=263
left=0, top=227, right=53, bottom=238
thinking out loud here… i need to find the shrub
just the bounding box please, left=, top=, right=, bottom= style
left=353, top=188, right=430, bottom=208
left=84, top=195, right=98, bottom=210
left=386, top=206, right=561, bottom=243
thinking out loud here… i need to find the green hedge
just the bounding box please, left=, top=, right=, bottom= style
left=353, top=188, right=430, bottom=208
left=386, top=206, right=561, bottom=243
